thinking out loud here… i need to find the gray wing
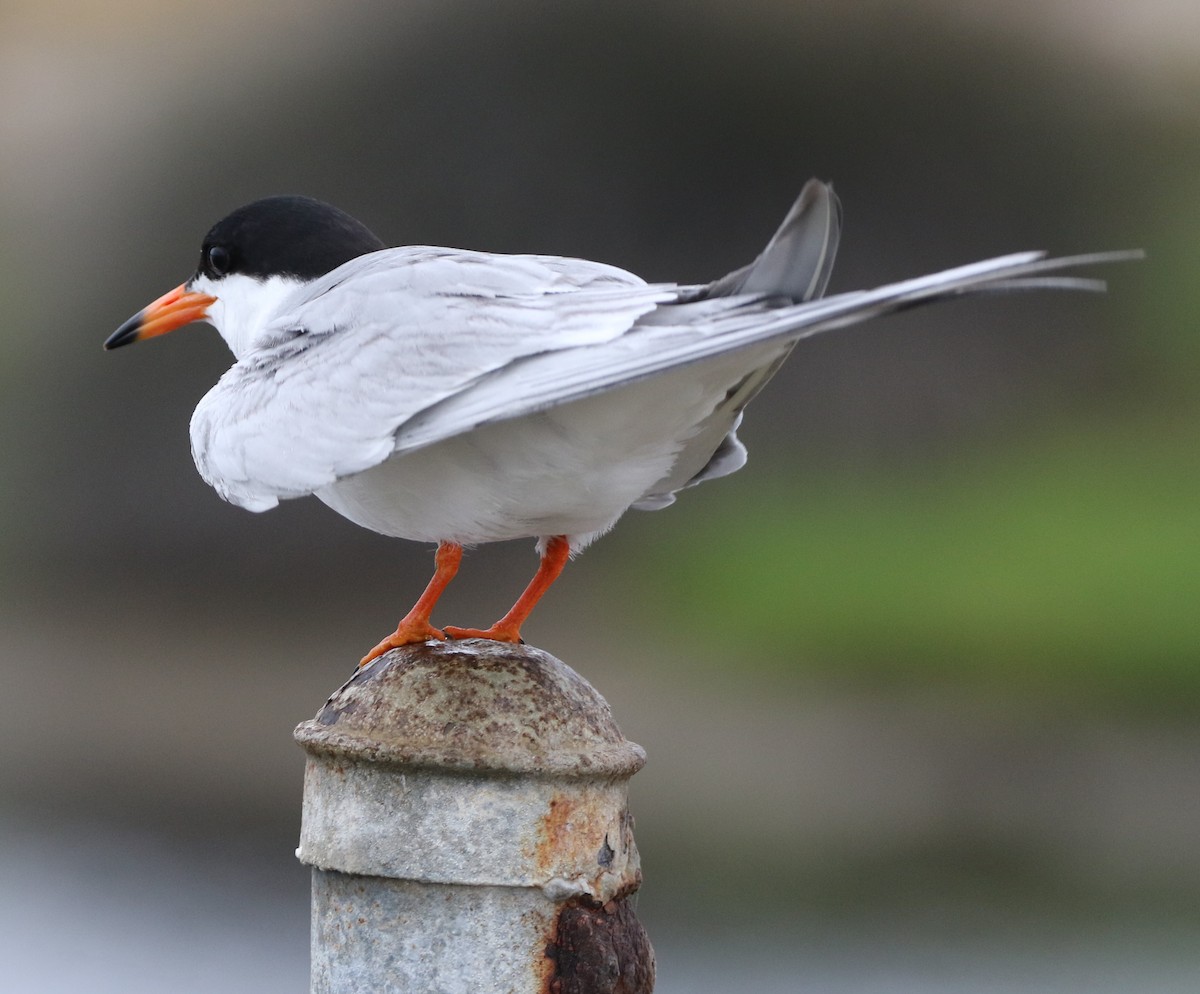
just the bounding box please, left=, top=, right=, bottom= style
left=388, top=249, right=1136, bottom=463
left=190, top=248, right=677, bottom=510
left=636, top=177, right=843, bottom=506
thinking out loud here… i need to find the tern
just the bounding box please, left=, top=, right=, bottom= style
left=105, top=180, right=1135, bottom=665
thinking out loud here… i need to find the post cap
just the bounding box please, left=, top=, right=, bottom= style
left=294, top=640, right=646, bottom=778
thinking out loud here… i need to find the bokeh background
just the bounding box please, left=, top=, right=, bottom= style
left=3, top=1, right=1198, bottom=991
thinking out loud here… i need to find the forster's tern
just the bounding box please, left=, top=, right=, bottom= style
left=105, top=180, right=1135, bottom=664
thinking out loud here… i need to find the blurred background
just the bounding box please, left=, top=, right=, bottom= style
left=2, top=1, right=1197, bottom=990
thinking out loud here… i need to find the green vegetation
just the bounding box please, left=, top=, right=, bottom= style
left=636, top=411, right=1200, bottom=708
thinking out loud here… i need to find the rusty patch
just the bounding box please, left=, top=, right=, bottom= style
left=534, top=790, right=641, bottom=894
left=535, top=793, right=577, bottom=877
left=535, top=792, right=611, bottom=879
left=544, top=896, right=655, bottom=994
left=542, top=795, right=575, bottom=842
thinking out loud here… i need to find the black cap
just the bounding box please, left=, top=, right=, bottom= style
left=195, top=196, right=387, bottom=283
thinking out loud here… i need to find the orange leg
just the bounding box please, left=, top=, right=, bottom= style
left=445, top=535, right=571, bottom=644
left=359, top=541, right=463, bottom=667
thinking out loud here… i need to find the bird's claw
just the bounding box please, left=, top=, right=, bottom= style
left=359, top=621, right=447, bottom=667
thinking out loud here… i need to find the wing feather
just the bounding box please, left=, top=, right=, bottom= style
left=390, top=250, right=1138, bottom=455
left=190, top=248, right=676, bottom=509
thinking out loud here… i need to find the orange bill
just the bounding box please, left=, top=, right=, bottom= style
left=104, top=283, right=217, bottom=350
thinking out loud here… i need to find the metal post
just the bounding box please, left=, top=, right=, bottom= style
left=294, top=639, right=655, bottom=994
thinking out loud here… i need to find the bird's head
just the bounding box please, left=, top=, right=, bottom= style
left=104, top=196, right=385, bottom=358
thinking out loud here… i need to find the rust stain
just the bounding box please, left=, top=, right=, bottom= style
left=529, top=906, right=560, bottom=992
left=542, top=795, right=575, bottom=843
left=543, top=896, right=655, bottom=994
left=535, top=791, right=614, bottom=879
left=535, top=793, right=577, bottom=877
left=534, top=789, right=640, bottom=891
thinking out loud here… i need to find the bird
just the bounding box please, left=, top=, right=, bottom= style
left=105, top=180, right=1135, bottom=666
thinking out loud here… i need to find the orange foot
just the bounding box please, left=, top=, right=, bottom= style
left=443, top=624, right=523, bottom=643
left=359, top=620, right=447, bottom=668
left=440, top=536, right=569, bottom=647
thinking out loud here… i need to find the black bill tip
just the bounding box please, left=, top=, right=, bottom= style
left=104, top=312, right=145, bottom=350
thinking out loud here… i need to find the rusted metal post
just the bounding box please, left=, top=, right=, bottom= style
left=295, top=639, right=655, bottom=994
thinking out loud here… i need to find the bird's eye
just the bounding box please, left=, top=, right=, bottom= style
left=206, top=245, right=232, bottom=276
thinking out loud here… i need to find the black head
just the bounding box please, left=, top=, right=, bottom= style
left=195, top=196, right=387, bottom=283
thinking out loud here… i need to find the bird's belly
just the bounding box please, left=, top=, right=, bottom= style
left=316, top=423, right=659, bottom=546
left=314, top=361, right=755, bottom=547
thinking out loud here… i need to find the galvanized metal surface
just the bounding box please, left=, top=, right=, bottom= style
left=300, top=760, right=640, bottom=895
left=310, top=871, right=561, bottom=994
left=295, top=640, right=654, bottom=993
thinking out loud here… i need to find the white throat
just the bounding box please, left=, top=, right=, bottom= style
left=190, top=272, right=305, bottom=360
